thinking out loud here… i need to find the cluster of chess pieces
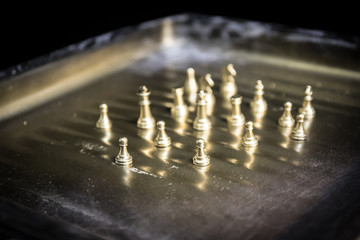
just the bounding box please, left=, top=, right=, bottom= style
left=96, top=64, right=315, bottom=168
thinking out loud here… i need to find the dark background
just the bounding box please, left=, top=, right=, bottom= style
left=0, top=7, right=359, bottom=71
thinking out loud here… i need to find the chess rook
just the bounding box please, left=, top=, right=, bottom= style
left=154, top=121, right=171, bottom=148
left=278, top=102, right=295, bottom=127
left=193, top=138, right=210, bottom=167
left=242, top=121, right=258, bottom=147
left=171, top=87, right=188, bottom=120
left=299, top=85, right=316, bottom=119
left=115, top=137, right=133, bottom=166
left=228, top=95, right=245, bottom=126
left=96, top=104, right=112, bottom=129
left=250, top=80, right=267, bottom=113
left=193, top=91, right=211, bottom=131
left=220, top=64, right=237, bottom=99
left=137, top=85, right=155, bottom=129
left=291, top=114, right=307, bottom=141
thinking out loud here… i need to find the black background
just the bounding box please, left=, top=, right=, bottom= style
left=0, top=6, right=359, bottom=71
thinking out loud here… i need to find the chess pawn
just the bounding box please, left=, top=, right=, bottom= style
left=220, top=64, right=237, bottom=99
left=250, top=80, right=267, bottom=113
left=299, top=85, right=316, bottom=119
left=193, top=138, right=210, bottom=167
left=96, top=104, right=112, bottom=129
left=115, top=137, right=133, bottom=166
left=184, top=68, right=198, bottom=104
left=137, top=85, right=155, bottom=129
left=242, top=121, right=258, bottom=147
left=193, top=91, right=211, bottom=131
left=154, top=121, right=171, bottom=148
left=171, top=87, right=188, bottom=120
left=199, top=74, right=215, bottom=115
left=291, top=114, right=307, bottom=141
left=228, top=95, right=245, bottom=126
left=278, top=102, right=295, bottom=127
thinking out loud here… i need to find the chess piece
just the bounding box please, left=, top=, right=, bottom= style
left=278, top=102, right=295, bottom=127
left=291, top=114, right=307, bottom=141
left=299, top=85, right=316, bottom=119
left=220, top=64, right=237, bottom=99
left=228, top=95, right=245, bottom=126
left=115, top=137, right=133, bottom=166
left=250, top=80, right=267, bottom=113
left=242, top=121, right=258, bottom=147
left=137, top=85, right=155, bottom=129
left=193, top=91, right=211, bottom=131
left=199, top=74, right=215, bottom=115
left=96, top=104, right=112, bottom=129
left=154, top=121, right=171, bottom=148
left=171, top=87, right=188, bottom=120
left=184, top=68, right=198, bottom=97
left=193, top=138, right=210, bottom=167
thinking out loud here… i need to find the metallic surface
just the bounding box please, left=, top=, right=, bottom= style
left=0, top=14, right=360, bottom=240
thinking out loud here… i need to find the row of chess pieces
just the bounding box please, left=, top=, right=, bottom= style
left=95, top=64, right=315, bottom=167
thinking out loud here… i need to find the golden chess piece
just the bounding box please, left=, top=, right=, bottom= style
left=299, top=85, right=316, bottom=119
left=193, top=138, right=210, bottom=167
left=96, top=104, right=112, bottom=129
left=278, top=102, right=295, bottom=127
left=171, top=87, right=188, bottom=121
left=291, top=114, right=307, bottom=141
left=193, top=91, right=211, bottom=131
left=250, top=80, right=267, bottom=113
left=220, top=63, right=237, bottom=99
left=154, top=121, right=171, bottom=148
left=242, top=121, right=258, bottom=147
left=199, top=74, right=215, bottom=115
left=137, top=85, right=155, bottom=129
left=184, top=68, right=198, bottom=104
left=115, top=137, right=133, bottom=166
left=228, top=95, right=245, bottom=127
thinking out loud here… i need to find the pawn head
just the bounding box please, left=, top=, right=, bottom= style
left=119, top=137, right=128, bottom=146
left=196, top=138, right=205, bottom=148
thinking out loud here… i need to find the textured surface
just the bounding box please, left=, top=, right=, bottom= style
left=0, top=15, right=360, bottom=240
